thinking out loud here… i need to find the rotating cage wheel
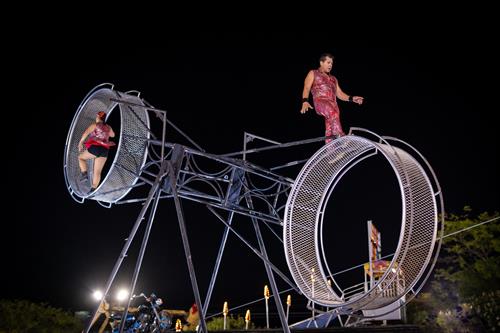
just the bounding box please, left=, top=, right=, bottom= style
left=283, top=132, right=443, bottom=313
left=64, top=84, right=150, bottom=204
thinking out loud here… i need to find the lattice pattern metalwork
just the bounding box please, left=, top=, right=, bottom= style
left=64, top=85, right=150, bottom=203
left=166, top=148, right=294, bottom=224
left=284, top=135, right=439, bottom=311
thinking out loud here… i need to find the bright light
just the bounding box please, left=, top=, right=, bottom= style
left=116, top=289, right=129, bottom=301
left=93, top=290, right=103, bottom=301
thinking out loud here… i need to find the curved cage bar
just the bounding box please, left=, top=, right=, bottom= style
left=283, top=133, right=439, bottom=312
left=376, top=136, right=445, bottom=307
left=64, top=86, right=150, bottom=203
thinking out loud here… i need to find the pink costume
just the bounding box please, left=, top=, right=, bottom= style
left=311, top=70, right=345, bottom=143
left=84, top=123, right=116, bottom=149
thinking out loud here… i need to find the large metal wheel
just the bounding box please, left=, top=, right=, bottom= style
left=284, top=130, right=443, bottom=312
left=64, top=84, right=150, bottom=204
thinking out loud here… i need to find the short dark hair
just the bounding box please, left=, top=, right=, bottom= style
left=319, top=53, right=334, bottom=62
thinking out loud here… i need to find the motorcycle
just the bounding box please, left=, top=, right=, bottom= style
left=109, top=293, right=172, bottom=333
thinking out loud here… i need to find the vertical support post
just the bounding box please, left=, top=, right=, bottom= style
left=244, top=194, right=290, bottom=333
left=264, top=285, right=270, bottom=328
left=286, top=295, right=291, bottom=324
left=160, top=109, right=167, bottom=160
left=170, top=186, right=208, bottom=333
left=367, top=220, right=374, bottom=288
left=167, top=148, right=207, bottom=333
left=311, top=268, right=316, bottom=325
left=243, top=132, right=248, bottom=161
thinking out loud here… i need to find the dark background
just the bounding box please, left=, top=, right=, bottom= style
left=6, top=32, right=498, bottom=324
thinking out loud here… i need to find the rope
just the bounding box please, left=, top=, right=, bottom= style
left=206, top=215, right=500, bottom=317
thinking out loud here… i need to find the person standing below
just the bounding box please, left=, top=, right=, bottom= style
left=300, top=53, right=364, bottom=143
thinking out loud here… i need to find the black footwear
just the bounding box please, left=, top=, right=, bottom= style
left=79, top=171, right=88, bottom=182
left=87, top=187, right=96, bottom=194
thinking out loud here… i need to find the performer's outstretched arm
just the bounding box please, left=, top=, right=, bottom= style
left=336, top=82, right=364, bottom=105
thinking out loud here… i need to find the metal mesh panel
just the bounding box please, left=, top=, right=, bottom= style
left=64, top=87, right=150, bottom=203
left=283, top=135, right=438, bottom=310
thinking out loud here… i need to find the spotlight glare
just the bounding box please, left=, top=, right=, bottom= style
left=93, top=290, right=103, bottom=301
left=116, top=289, right=129, bottom=301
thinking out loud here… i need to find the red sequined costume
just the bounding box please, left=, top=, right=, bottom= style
left=311, top=70, right=345, bottom=143
left=84, top=123, right=116, bottom=149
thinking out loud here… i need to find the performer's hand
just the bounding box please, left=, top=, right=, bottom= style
left=78, top=143, right=84, bottom=152
left=300, top=102, right=313, bottom=114
left=353, top=96, right=364, bottom=105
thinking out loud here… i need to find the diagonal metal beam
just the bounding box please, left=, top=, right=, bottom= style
left=202, top=210, right=235, bottom=318
left=245, top=194, right=290, bottom=333
left=206, top=206, right=298, bottom=293
left=119, top=184, right=163, bottom=333
left=167, top=146, right=208, bottom=333
left=84, top=161, right=168, bottom=333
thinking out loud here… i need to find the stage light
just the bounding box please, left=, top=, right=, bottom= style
left=92, top=290, right=103, bottom=301
left=116, top=289, right=129, bottom=301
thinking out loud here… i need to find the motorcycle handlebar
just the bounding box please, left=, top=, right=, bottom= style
left=131, top=292, right=158, bottom=301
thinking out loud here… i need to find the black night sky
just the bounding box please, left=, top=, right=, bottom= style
left=6, top=32, right=499, bottom=322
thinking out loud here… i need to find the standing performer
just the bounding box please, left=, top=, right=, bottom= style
left=300, top=53, right=364, bottom=143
